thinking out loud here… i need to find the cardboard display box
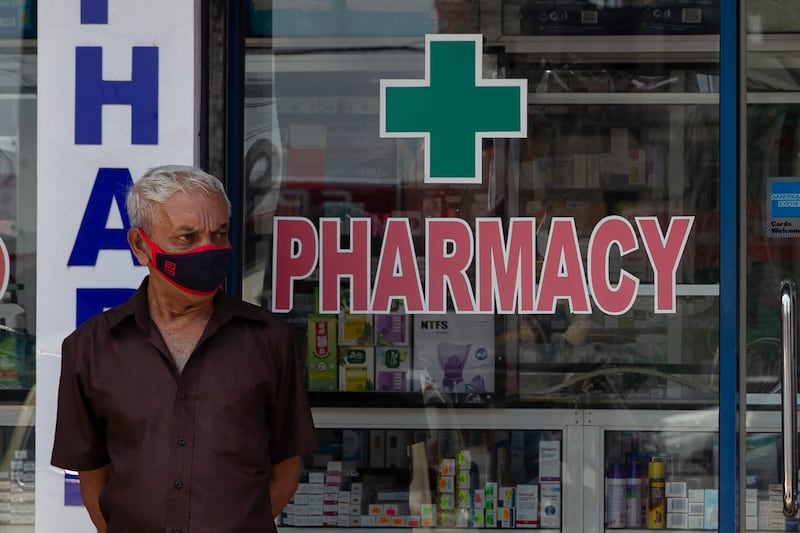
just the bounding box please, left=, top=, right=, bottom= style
left=413, top=315, right=495, bottom=394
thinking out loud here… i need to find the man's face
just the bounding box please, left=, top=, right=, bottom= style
left=148, top=188, right=230, bottom=254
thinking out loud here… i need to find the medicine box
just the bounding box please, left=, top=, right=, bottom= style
left=539, top=440, right=561, bottom=482
left=374, top=312, right=411, bottom=346
left=307, top=317, right=337, bottom=391
left=338, top=311, right=373, bottom=346
left=515, top=484, right=539, bottom=527
left=540, top=483, right=561, bottom=528
left=375, top=346, right=411, bottom=392
left=666, top=481, right=687, bottom=498
left=667, top=512, right=689, bottom=529
left=703, top=489, right=719, bottom=529
left=369, top=430, right=385, bottom=468
left=413, top=314, right=495, bottom=394
left=385, top=430, right=409, bottom=468
left=338, top=346, right=374, bottom=391
left=667, top=497, right=688, bottom=513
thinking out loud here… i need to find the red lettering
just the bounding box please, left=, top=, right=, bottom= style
left=426, top=219, right=476, bottom=313
left=371, top=219, right=425, bottom=312
left=536, top=217, right=590, bottom=313
left=636, top=216, right=694, bottom=313
left=476, top=218, right=536, bottom=313
left=588, top=216, right=639, bottom=315
left=319, top=218, right=371, bottom=313
left=271, top=217, right=319, bottom=312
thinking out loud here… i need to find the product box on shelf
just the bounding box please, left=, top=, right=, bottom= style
left=515, top=484, right=539, bottom=527
left=629, top=0, right=719, bottom=34
left=599, top=149, right=647, bottom=188
left=412, top=314, right=495, bottom=395
left=375, top=346, right=412, bottom=392
left=703, top=489, right=718, bottom=529
left=385, top=430, right=411, bottom=468
left=374, top=311, right=411, bottom=346
left=539, top=440, right=561, bottom=482
left=518, top=0, right=632, bottom=36
left=540, top=483, right=561, bottom=528
left=341, top=429, right=368, bottom=469
left=307, top=316, right=337, bottom=391
left=338, top=311, right=373, bottom=346
left=369, top=430, right=385, bottom=468
left=338, top=346, right=375, bottom=391
left=338, top=289, right=373, bottom=345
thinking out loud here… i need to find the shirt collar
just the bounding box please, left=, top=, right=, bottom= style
left=105, top=276, right=271, bottom=332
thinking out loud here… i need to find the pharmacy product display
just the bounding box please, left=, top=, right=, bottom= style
left=278, top=429, right=562, bottom=529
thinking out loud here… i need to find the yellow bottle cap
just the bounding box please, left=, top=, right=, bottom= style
left=648, top=461, right=665, bottom=478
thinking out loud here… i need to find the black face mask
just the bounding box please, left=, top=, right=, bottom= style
left=139, top=229, right=232, bottom=295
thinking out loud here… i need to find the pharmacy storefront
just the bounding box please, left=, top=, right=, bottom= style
left=0, top=0, right=795, bottom=531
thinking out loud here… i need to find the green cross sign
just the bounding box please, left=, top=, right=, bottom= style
left=380, top=34, right=527, bottom=184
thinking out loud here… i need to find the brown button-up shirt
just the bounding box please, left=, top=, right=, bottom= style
left=51, top=278, right=318, bottom=533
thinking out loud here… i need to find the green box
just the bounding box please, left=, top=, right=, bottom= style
left=307, top=316, right=337, bottom=391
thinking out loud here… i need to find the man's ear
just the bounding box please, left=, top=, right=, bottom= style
left=128, top=228, right=151, bottom=266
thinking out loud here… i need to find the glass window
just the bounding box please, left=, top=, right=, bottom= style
left=241, top=1, right=721, bottom=530
left=0, top=0, right=36, bottom=529
left=744, top=0, right=800, bottom=529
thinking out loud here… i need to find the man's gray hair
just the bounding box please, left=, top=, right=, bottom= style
left=126, top=165, right=231, bottom=230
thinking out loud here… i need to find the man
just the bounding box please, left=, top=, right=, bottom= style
left=51, top=165, right=318, bottom=533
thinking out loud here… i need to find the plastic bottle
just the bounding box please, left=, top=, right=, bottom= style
left=647, top=460, right=666, bottom=529
left=606, top=463, right=628, bottom=528
left=626, top=462, right=645, bottom=528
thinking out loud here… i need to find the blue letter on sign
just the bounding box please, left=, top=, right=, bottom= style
left=68, top=168, right=136, bottom=266
left=76, top=288, right=135, bottom=327
left=80, top=0, right=108, bottom=24
left=75, top=46, right=159, bottom=145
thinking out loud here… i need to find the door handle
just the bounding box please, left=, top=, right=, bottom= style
left=781, top=279, right=798, bottom=517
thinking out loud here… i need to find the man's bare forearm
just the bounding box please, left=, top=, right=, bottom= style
left=270, top=456, right=301, bottom=518
left=79, top=464, right=110, bottom=533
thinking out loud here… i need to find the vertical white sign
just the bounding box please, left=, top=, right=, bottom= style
left=35, top=1, right=199, bottom=530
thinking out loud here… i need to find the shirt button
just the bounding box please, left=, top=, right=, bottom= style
left=174, top=481, right=183, bottom=490
left=179, top=393, right=189, bottom=400
left=172, top=529, right=180, bottom=533
left=178, top=437, right=186, bottom=446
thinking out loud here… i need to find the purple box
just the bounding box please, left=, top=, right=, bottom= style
left=374, top=313, right=410, bottom=346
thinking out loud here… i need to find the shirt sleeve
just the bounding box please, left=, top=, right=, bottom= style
left=267, top=321, right=318, bottom=464
left=50, top=330, right=110, bottom=471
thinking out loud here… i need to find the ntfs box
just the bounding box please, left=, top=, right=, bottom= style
left=412, top=314, right=495, bottom=395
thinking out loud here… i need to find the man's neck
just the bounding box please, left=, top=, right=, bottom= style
left=146, top=278, right=215, bottom=325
